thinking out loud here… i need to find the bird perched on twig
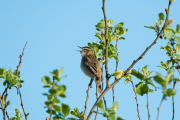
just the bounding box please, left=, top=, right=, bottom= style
left=77, top=46, right=102, bottom=94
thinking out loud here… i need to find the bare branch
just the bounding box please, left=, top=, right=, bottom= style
left=83, top=79, right=93, bottom=120
left=130, top=80, right=141, bottom=120
left=157, top=96, right=165, bottom=120
left=102, top=0, right=109, bottom=88
left=147, top=93, right=151, bottom=120
left=0, top=95, right=6, bottom=120
left=112, top=29, right=119, bottom=103
left=95, top=85, right=99, bottom=120
left=16, top=41, right=28, bottom=120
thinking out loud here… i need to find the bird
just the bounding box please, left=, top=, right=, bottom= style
left=77, top=46, right=102, bottom=94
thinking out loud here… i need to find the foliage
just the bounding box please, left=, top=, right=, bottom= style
left=70, top=108, right=84, bottom=120
left=153, top=71, right=180, bottom=96
left=10, top=109, right=22, bottom=120
left=42, top=67, right=73, bottom=120
left=130, top=65, right=156, bottom=96
left=88, top=19, right=128, bottom=64
left=96, top=100, right=124, bottom=120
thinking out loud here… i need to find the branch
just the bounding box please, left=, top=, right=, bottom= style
left=101, top=60, right=107, bottom=109
left=16, top=41, right=28, bottom=120
left=83, top=79, right=93, bottom=120
left=86, top=1, right=172, bottom=119
left=147, top=93, right=151, bottom=120
left=157, top=96, right=165, bottom=120
left=0, top=95, right=6, bottom=120
left=130, top=80, right=141, bottom=120
left=95, top=85, right=99, bottom=120
left=112, top=29, right=119, bottom=103
left=102, top=0, right=109, bottom=88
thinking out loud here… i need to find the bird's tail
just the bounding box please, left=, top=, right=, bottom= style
left=96, top=79, right=102, bottom=94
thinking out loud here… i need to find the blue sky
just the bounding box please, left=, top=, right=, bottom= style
left=0, top=0, right=180, bottom=120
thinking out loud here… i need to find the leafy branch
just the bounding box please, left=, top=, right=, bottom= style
left=86, top=0, right=174, bottom=120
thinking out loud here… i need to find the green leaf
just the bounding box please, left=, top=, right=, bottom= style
left=70, top=108, right=82, bottom=118
left=164, top=89, right=176, bottom=96
left=144, top=26, right=155, bottom=30
left=58, top=67, right=63, bottom=78
left=148, top=89, right=154, bottom=93
left=174, top=53, right=180, bottom=59
left=158, top=13, right=165, bottom=27
left=176, top=24, right=180, bottom=33
left=114, top=22, right=124, bottom=29
left=49, top=88, right=58, bottom=96
left=95, top=20, right=105, bottom=31
left=109, top=114, right=116, bottom=120
left=154, top=73, right=165, bottom=87
left=62, top=103, right=70, bottom=117
left=136, top=83, right=149, bottom=96
left=53, top=105, right=61, bottom=112
left=131, top=69, right=145, bottom=80
left=125, top=79, right=129, bottom=84
left=176, top=37, right=180, bottom=45
left=119, top=37, right=125, bottom=40
left=114, top=55, right=119, bottom=62
left=67, top=118, right=77, bottom=120
left=88, top=43, right=93, bottom=48
left=150, top=82, right=157, bottom=91
left=117, top=117, right=124, bottom=120
left=164, top=28, right=173, bottom=40
left=98, top=100, right=104, bottom=110
left=7, top=100, right=11, bottom=106
left=112, top=102, right=118, bottom=112
left=165, top=28, right=176, bottom=34
left=42, top=76, right=51, bottom=86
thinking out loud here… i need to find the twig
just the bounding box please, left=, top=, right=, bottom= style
left=101, top=63, right=107, bottom=109
left=50, top=75, right=56, bottom=120
left=112, top=29, right=119, bottom=103
left=49, top=103, right=53, bottom=120
left=130, top=80, right=141, bottom=120
left=157, top=96, right=165, bottom=120
left=4, top=91, right=10, bottom=120
left=0, top=95, right=6, bottom=120
left=16, top=41, right=28, bottom=120
left=102, top=0, right=109, bottom=88
left=95, top=85, right=99, bottom=120
left=83, top=79, right=93, bottom=120
left=147, top=93, right=151, bottom=120
left=171, top=38, right=176, bottom=120
left=1, top=87, right=8, bottom=99
left=86, top=1, right=172, bottom=119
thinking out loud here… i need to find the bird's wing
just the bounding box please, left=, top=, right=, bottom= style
left=83, top=55, right=101, bottom=80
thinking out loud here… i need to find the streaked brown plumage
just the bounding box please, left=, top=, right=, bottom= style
left=77, top=46, right=102, bottom=94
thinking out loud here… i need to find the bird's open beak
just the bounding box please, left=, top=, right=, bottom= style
left=76, top=46, right=82, bottom=52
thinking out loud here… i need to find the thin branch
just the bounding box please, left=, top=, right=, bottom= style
left=95, top=85, right=99, bottom=120
left=16, top=41, right=28, bottom=120
left=101, top=63, right=107, bottom=109
left=112, top=29, right=119, bottom=103
left=157, top=96, right=165, bottom=120
left=5, top=110, right=10, bottom=120
left=172, top=38, right=177, bottom=120
left=49, top=75, right=56, bottom=120
left=147, top=93, right=151, bottom=120
left=86, top=1, right=172, bottom=119
left=1, top=87, right=8, bottom=99
left=83, top=79, right=93, bottom=120
left=4, top=91, right=10, bottom=120
left=130, top=80, right=141, bottom=120
left=102, top=0, right=109, bottom=88
left=0, top=95, right=6, bottom=120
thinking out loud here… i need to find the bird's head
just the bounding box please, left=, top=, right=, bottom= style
left=77, top=46, right=94, bottom=57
